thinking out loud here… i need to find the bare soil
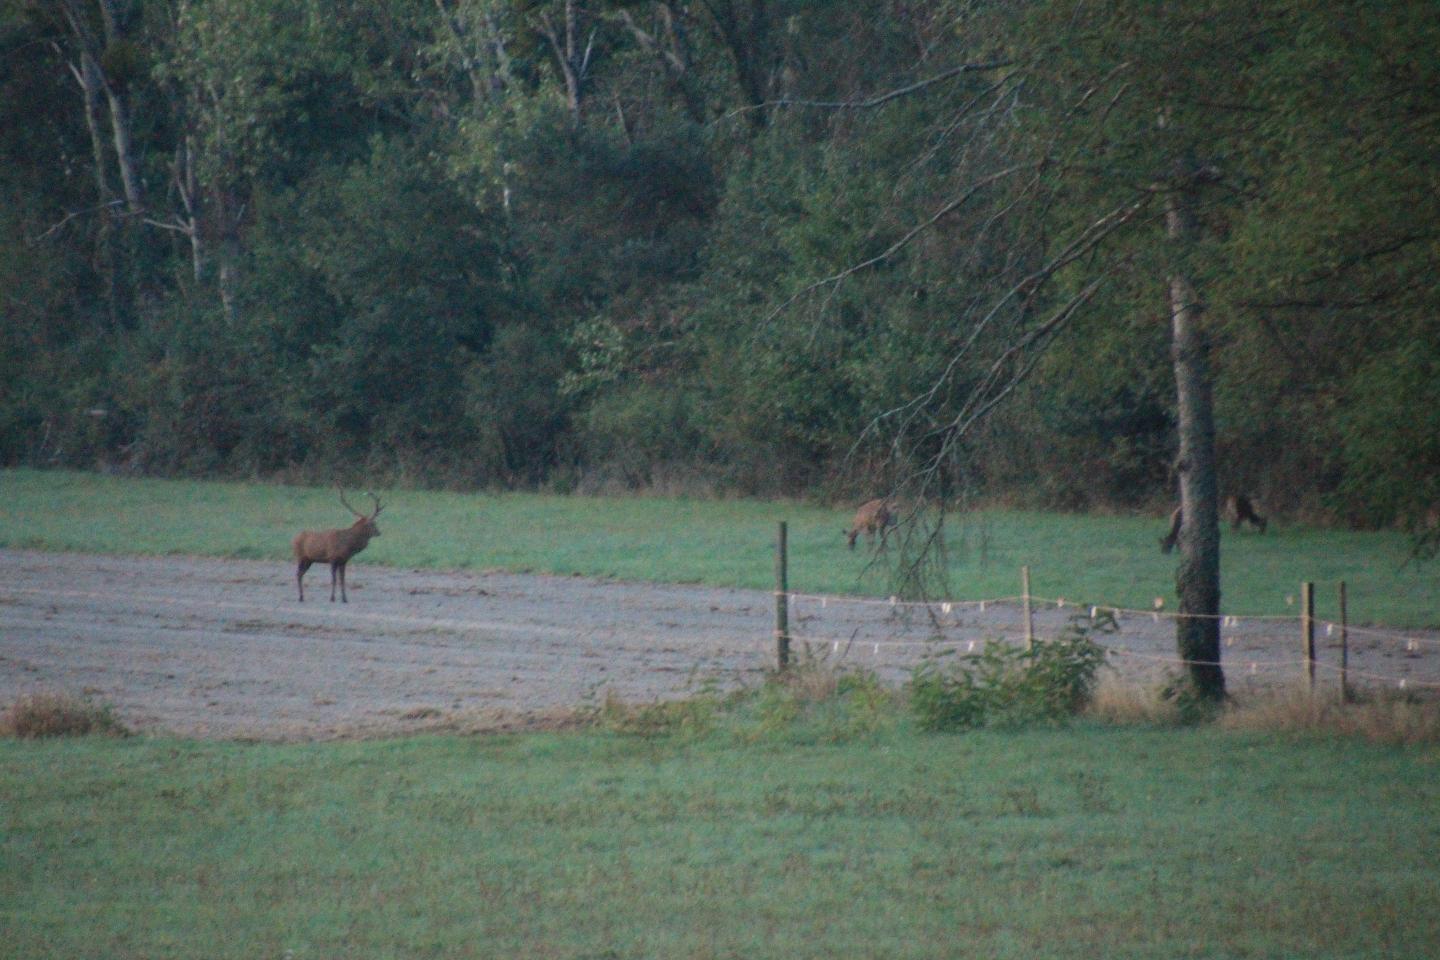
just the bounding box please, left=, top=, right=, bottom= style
left=2, top=549, right=1435, bottom=740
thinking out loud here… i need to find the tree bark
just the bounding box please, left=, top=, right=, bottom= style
left=1166, top=187, right=1225, bottom=700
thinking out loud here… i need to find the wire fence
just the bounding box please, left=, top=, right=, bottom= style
left=777, top=585, right=1440, bottom=694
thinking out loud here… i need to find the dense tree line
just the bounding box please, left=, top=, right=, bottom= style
left=3, top=0, right=1437, bottom=529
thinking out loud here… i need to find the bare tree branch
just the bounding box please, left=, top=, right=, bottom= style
left=722, top=58, right=1018, bottom=121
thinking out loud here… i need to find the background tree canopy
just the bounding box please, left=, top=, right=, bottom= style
left=2, top=0, right=1436, bottom=527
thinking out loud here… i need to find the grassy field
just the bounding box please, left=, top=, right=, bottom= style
left=1, top=468, right=1433, bottom=626
left=4, top=470, right=1438, bottom=957
left=3, top=712, right=1438, bottom=959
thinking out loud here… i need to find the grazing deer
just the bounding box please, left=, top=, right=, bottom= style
left=292, top=490, right=382, bottom=602
left=846, top=498, right=896, bottom=551
left=1224, top=494, right=1267, bottom=533
left=1160, top=494, right=1266, bottom=554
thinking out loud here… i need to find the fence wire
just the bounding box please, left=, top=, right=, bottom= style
left=782, top=589, right=1440, bottom=693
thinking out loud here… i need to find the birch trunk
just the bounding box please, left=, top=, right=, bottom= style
left=1166, top=189, right=1225, bottom=700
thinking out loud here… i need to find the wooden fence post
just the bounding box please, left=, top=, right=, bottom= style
left=1301, top=581, right=1315, bottom=693
left=775, top=521, right=790, bottom=671
left=1022, top=565, right=1034, bottom=650
left=1339, top=580, right=1350, bottom=703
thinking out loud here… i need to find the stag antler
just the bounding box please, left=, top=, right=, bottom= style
left=337, top=486, right=381, bottom=518
left=337, top=486, right=361, bottom=517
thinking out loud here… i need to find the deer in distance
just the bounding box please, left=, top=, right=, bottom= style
left=846, top=498, right=897, bottom=550
left=293, top=489, right=383, bottom=602
left=1160, top=494, right=1267, bottom=554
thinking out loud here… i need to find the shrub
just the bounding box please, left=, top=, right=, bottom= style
left=908, top=617, right=1109, bottom=731
left=1, top=693, right=131, bottom=738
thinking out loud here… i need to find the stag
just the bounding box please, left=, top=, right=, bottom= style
left=293, top=489, right=382, bottom=602
left=1160, top=495, right=1266, bottom=554
left=846, top=498, right=896, bottom=551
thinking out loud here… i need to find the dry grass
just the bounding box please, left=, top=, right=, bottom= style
left=1085, top=678, right=1183, bottom=725
left=1, top=692, right=131, bottom=739
left=1221, top=686, right=1440, bottom=745
left=1087, top=678, right=1440, bottom=744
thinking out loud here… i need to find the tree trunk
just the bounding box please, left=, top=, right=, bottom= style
left=103, top=83, right=144, bottom=211
left=1166, top=188, right=1225, bottom=701
left=69, top=50, right=123, bottom=327
left=95, top=0, right=144, bottom=211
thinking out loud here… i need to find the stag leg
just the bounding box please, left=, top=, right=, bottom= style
left=296, top=559, right=312, bottom=602
left=336, top=561, right=348, bottom=603
left=329, top=562, right=339, bottom=602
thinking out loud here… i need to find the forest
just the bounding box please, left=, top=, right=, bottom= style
left=3, top=0, right=1437, bottom=529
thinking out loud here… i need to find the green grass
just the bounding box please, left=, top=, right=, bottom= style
left=2, top=468, right=1434, bottom=626
left=3, top=720, right=1437, bottom=959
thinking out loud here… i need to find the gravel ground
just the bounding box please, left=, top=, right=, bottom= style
left=2, top=549, right=1435, bottom=740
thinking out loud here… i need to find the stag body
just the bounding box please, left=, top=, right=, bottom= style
left=1160, top=494, right=1266, bottom=554
left=846, top=498, right=896, bottom=550
left=293, top=491, right=382, bottom=602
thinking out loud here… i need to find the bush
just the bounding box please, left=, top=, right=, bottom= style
left=908, top=617, right=1109, bottom=731
left=1, top=693, right=131, bottom=738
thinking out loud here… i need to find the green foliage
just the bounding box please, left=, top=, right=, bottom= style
left=240, top=137, right=527, bottom=481
left=0, top=0, right=1437, bottom=518
left=909, top=618, right=1110, bottom=731
left=1333, top=337, right=1440, bottom=531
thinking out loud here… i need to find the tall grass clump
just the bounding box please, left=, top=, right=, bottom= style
left=909, top=616, right=1108, bottom=731
left=1, top=692, right=131, bottom=738
left=741, top=661, right=898, bottom=743
left=591, top=660, right=900, bottom=745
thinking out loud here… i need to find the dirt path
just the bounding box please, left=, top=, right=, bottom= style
left=2, top=549, right=1435, bottom=740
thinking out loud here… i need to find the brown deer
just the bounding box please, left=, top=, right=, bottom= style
left=293, top=490, right=382, bottom=602
left=1225, top=494, right=1267, bottom=534
left=1160, top=495, right=1266, bottom=554
left=846, top=498, right=896, bottom=550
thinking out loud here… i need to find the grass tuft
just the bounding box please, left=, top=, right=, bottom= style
left=1, top=692, right=131, bottom=739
